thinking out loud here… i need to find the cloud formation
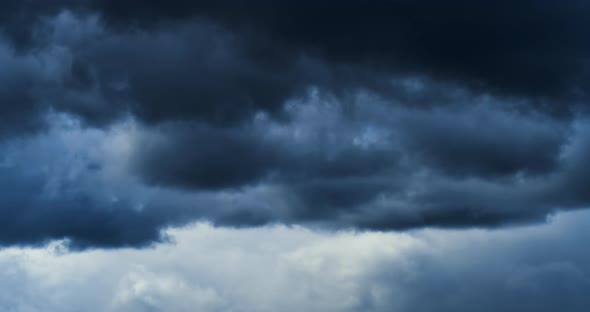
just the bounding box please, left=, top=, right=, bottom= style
left=1, top=210, right=589, bottom=311
left=0, top=3, right=590, bottom=248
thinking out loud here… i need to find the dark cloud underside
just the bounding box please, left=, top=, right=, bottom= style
left=0, top=2, right=589, bottom=248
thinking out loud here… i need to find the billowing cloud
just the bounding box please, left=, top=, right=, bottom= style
left=5, top=1, right=590, bottom=98
left=1, top=96, right=588, bottom=248
left=2, top=4, right=590, bottom=310
left=0, top=3, right=589, bottom=248
left=0, top=210, right=589, bottom=311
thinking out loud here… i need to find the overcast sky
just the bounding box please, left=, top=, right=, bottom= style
left=1, top=1, right=590, bottom=311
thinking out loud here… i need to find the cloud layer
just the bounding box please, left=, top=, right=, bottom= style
left=1, top=210, right=589, bottom=311
left=0, top=3, right=590, bottom=248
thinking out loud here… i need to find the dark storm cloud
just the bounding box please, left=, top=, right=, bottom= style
left=33, top=12, right=386, bottom=128
left=395, top=106, right=568, bottom=177
left=4, top=1, right=590, bottom=127
left=126, top=97, right=586, bottom=232
left=0, top=166, right=168, bottom=248
left=1, top=2, right=590, bottom=248
left=131, top=113, right=401, bottom=214
left=0, top=1, right=587, bottom=131
left=29, top=0, right=588, bottom=120
left=0, top=118, right=284, bottom=249
left=0, top=44, right=42, bottom=137
left=0, top=0, right=72, bottom=46
left=89, top=0, right=590, bottom=101
left=0, top=123, right=180, bottom=248
left=134, top=122, right=279, bottom=190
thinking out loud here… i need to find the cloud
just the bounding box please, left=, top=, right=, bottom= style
left=79, top=1, right=590, bottom=102
left=0, top=115, right=210, bottom=248
left=0, top=5, right=589, bottom=248
left=2, top=4, right=590, bottom=311
left=0, top=210, right=589, bottom=311
left=5, top=1, right=590, bottom=131
left=2, top=90, right=590, bottom=248
left=125, top=94, right=590, bottom=232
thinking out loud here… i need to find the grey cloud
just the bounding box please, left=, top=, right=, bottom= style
left=0, top=2, right=588, bottom=310
left=39, top=13, right=372, bottom=127
left=1, top=87, right=588, bottom=248
left=0, top=118, right=204, bottom=248
left=0, top=41, right=49, bottom=138
left=395, top=106, right=568, bottom=177
left=358, top=212, right=590, bottom=312
left=133, top=122, right=279, bottom=190
left=0, top=6, right=589, bottom=248
left=88, top=1, right=590, bottom=103
left=124, top=95, right=589, bottom=233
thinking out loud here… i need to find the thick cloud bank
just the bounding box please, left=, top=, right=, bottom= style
left=1, top=210, right=589, bottom=312
left=1, top=2, right=590, bottom=247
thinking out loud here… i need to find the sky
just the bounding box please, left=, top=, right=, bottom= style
left=1, top=1, right=590, bottom=311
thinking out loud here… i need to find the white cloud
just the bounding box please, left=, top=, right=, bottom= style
left=0, top=210, right=589, bottom=312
